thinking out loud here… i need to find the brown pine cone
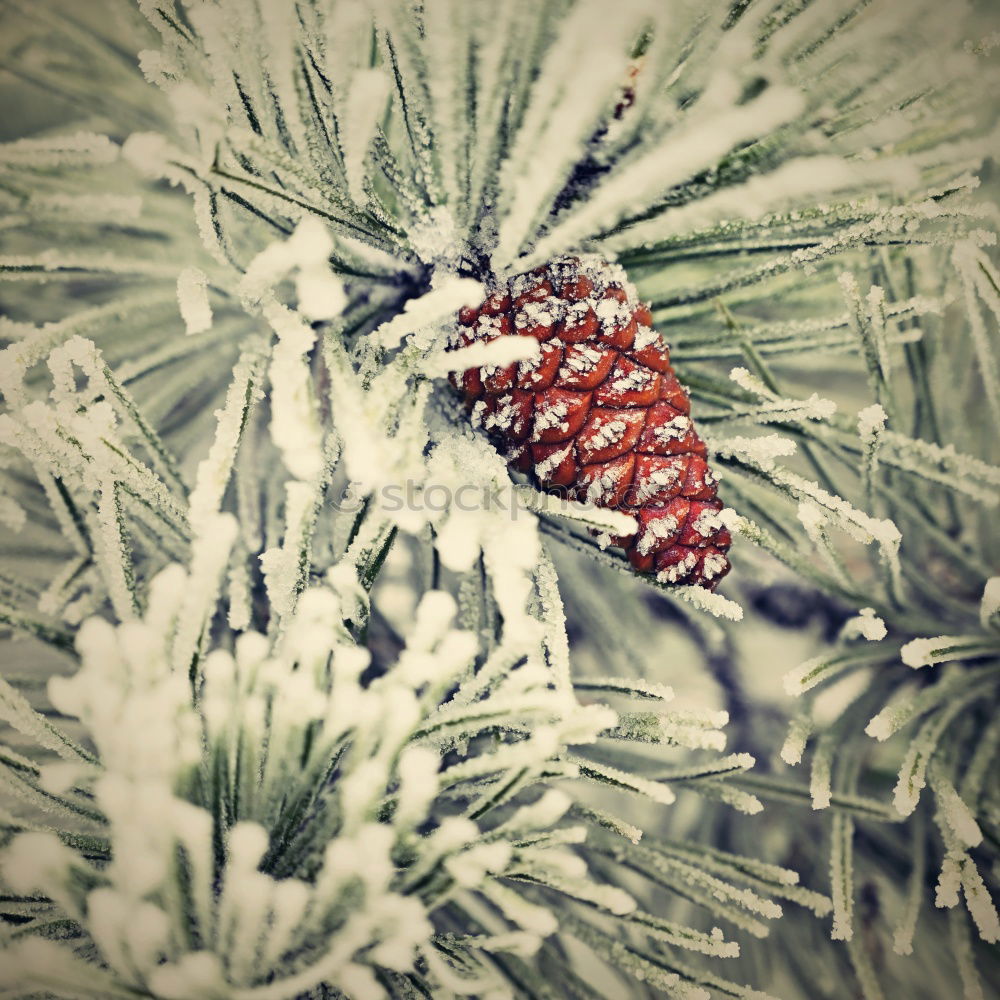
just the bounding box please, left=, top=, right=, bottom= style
left=449, top=255, right=731, bottom=590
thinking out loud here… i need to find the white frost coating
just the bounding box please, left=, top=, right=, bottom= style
left=731, top=440, right=903, bottom=556
left=935, top=780, right=982, bottom=848
left=375, top=277, right=484, bottom=349
left=534, top=443, right=573, bottom=481
left=532, top=399, right=569, bottom=437
left=980, top=577, right=1000, bottom=628
left=789, top=649, right=850, bottom=698
left=0, top=131, right=118, bottom=167
left=118, top=130, right=173, bottom=174
left=672, top=586, right=744, bottom=622
left=172, top=513, right=239, bottom=675
left=445, top=842, right=513, bottom=887
left=296, top=265, right=347, bottom=324
left=420, top=0, right=469, bottom=212
left=409, top=206, right=465, bottom=269
left=188, top=347, right=264, bottom=535
left=858, top=402, right=887, bottom=499
left=425, top=335, right=538, bottom=376
left=953, top=242, right=1000, bottom=429
left=829, top=813, right=854, bottom=941
left=586, top=417, right=628, bottom=450
left=295, top=220, right=346, bottom=320
left=481, top=882, right=559, bottom=938
left=901, top=636, right=963, bottom=668
left=893, top=723, right=941, bottom=818
left=857, top=403, right=888, bottom=439
left=810, top=747, right=832, bottom=811
left=341, top=68, right=391, bottom=205
left=0, top=674, right=88, bottom=763
left=658, top=714, right=728, bottom=752
left=526, top=84, right=807, bottom=266
left=691, top=507, right=723, bottom=538
left=524, top=490, right=637, bottom=537
left=505, top=790, right=574, bottom=835
left=227, top=560, right=251, bottom=632
left=936, top=852, right=962, bottom=909
left=961, top=860, right=1000, bottom=943
left=176, top=267, right=212, bottom=335
left=878, top=426, right=1000, bottom=505
left=259, top=480, right=315, bottom=624
left=28, top=192, right=142, bottom=221
left=716, top=507, right=744, bottom=533
left=840, top=608, right=888, bottom=642
left=728, top=367, right=770, bottom=395
left=36, top=554, right=599, bottom=995
left=394, top=747, right=439, bottom=829
left=631, top=463, right=681, bottom=504
left=608, top=365, right=654, bottom=394
left=121, top=131, right=233, bottom=266
left=576, top=757, right=676, bottom=806
left=729, top=367, right=837, bottom=424
left=712, top=434, right=797, bottom=469
left=865, top=707, right=898, bottom=743
left=1, top=833, right=83, bottom=915
left=404, top=589, right=459, bottom=656
left=576, top=678, right=674, bottom=705
left=263, top=299, right=325, bottom=482
left=607, top=155, right=920, bottom=248
left=137, top=47, right=175, bottom=86
left=495, top=0, right=645, bottom=262
left=781, top=717, right=813, bottom=766
left=562, top=345, right=605, bottom=377
left=936, top=841, right=1000, bottom=944
left=638, top=515, right=680, bottom=556
left=240, top=218, right=345, bottom=319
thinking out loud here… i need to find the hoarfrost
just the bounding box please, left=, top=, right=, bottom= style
left=840, top=608, right=888, bottom=642
left=857, top=403, right=888, bottom=439
left=341, top=69, right=392, bottom=205
left=900, top=636, right=982, bottom=669
left=375, top=278, right=483, bottom=350
left=672, top=586, right=744, bottom=622
left=980, top=577, right=1000, bottom=628
left=0, top=131, right=118, bottom=167
left=713, top=434, right=797, bottom=470
left=263, top=300, right=325, bottom=482
left=176, top=266, right=212, bottom=335
left=781, top=717, right=813, bottom=766
left=426, top=335, right=538, bottom=376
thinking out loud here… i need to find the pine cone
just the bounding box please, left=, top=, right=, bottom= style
left=450, top=255, right=731, bottom=590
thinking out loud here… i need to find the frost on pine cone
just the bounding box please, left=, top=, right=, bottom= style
left=451, top=255, right=731, bottom=589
